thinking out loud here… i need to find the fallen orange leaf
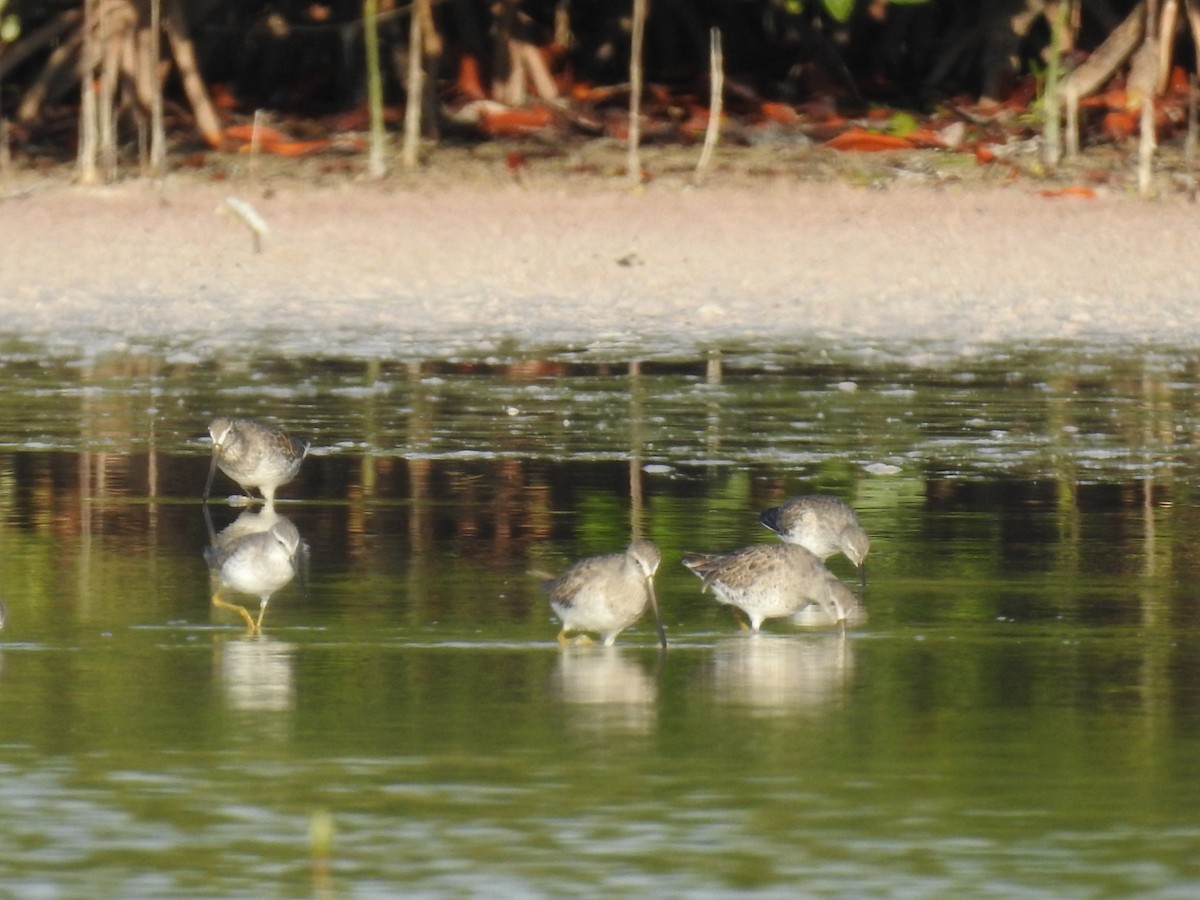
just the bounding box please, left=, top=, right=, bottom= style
left=823, top=128, right=914, bottom=152
left=1037, top=186, right=1097, bottom=199
left=571, top=83, right=625, bottom=104
left=1080, top=88, right=1128, bottom=110
left=479, top=106, right=554, bottom=137
left=224, top=123, right=290, bottom=149
left=905, top=128, right=945, bottom=149
left=1101, top=109, right=1137, bottom=141
left=273, top=139, right=338, bottom=157
left=759, top=101, right=799, bottom=125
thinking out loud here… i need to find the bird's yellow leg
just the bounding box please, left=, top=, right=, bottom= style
left=212, top=591, right=257, bottom=631
left=557, top=629, right=595, bottom=646
left=255, top=601, right=270, bottom=632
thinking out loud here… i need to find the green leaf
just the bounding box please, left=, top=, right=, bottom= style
left=822, top=0, right=855, bottom=20
left=0, top=14, right=18, bottom=43
left=888, top=111, right=919, bottom=136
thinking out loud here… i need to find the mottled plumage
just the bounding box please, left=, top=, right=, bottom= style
left=682, top=543, right=862, bottom=632
left=205, top=511, right=306, bottom=632
left=758, top=494, right=870, bottom=567
left=205, top=417, right=309, bottom=506
left=541, top=540, right=666, bottom=648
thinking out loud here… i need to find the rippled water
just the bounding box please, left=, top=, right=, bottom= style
left=2, top=339, right=1200, bottom=897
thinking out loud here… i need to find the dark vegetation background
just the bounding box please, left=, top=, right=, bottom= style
left=0, top=1, right=1188, bottom=167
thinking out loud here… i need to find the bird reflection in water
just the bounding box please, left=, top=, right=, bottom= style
left=708, top=633, right=855, bottom=715
left=203, top=505, right=308, bottom=633
left=216, top=635, right=296, bottom=712
left=551, top=646, right=660, bottom=734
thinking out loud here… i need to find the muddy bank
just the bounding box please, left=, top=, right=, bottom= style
left=1, top=156, right=1195, bottom=359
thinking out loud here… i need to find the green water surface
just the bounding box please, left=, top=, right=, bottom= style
left=1, top=341, right=1198, bottom=897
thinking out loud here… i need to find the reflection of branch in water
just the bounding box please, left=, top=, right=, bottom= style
left=629, top=359, right=646, bottom=540
left=309, top=808, right=336, bottom=900
left=347, top=359, right=382, bottom=562
left=706, top=349, right=723, bottom=468
left=407, top=360, right=435, bottom=560
left=708, top=634, right=855, bottom=715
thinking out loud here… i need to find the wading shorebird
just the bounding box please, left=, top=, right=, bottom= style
left=758, top=494, right=869, bottom=585
left=682, top=543, right=862, bottom=632
left=205, top=510, right=306, bottom=633
left=204, top=417, right=309, bottom=506
left=539, top=540, right=667, bottom=649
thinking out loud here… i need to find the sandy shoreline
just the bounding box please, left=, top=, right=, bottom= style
left=1, top=163, right=1197, bottom=359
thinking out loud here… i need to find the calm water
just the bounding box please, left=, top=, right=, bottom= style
left=2, top=340, right=1200, bottom=897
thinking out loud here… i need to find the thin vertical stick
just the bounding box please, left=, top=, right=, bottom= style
left=1065, top=81, right=1079, bottom=160
left=627, top=0, right=646, bottom=186
left=401, top=0, right=425, bottom=170
left=1126, top=29, right=1159, bottom=196
left=1042, top=1, right=1067, bottom=169
left=0, top=3, right=7, bottom=179
left=1186, top=74, right=1197, bottom=161
left=98, top=2, right=118, bottom=181
left=554, top=0, right=570, bottom=47
left=416, top=0, right=441, bottom=146
left=78, top=0, right=98, bottom=184
left=364, top=0, right=386, bottom=178
left=249, top=108, right=264, bottom=176
left=1138, top=94, right=1156, bottom=196
left=148, top=0, right=165, bottom=176
left=695, top=27, right=723, bottom=180
left=1156, top=0, right=1179, bottom=93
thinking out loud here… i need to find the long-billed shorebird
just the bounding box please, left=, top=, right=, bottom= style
left=682, top=543, right=861, bottom=632
left=205, top=510, right=306, bottom=633
left=759, top=494, right=869, bottom=585
left=204, top=417, right=309, bottom=506
left=539, top=540, right=667, bottom=649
